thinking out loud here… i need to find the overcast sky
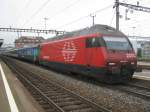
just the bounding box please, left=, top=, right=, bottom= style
left=0, top=0, right=150, bottom=45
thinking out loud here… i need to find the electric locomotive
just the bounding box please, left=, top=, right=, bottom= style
left=39, top=24, right=137, bottom=83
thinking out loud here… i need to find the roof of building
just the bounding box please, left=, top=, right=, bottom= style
left=15, top=36, right=44, bottom=43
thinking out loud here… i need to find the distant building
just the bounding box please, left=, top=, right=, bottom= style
left=142, top=42, right=150, bottom=57
left=14, top=36, right=44, bottom=48
left=128, top=36, right=150, bottom=57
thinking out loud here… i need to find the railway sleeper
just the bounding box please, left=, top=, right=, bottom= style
left=40, top=88, right=60, bottom=92
left=44, top=92, right=65, bottom=96
left=44, top=108, right=57, bottom=112
left=52, top=97, right=75, bottom=103
left=48, top=94, right=69, bottom=99
left=69, top=107, right=94, bottom=112
left=38, top=100, right=49, bottom=105
left=42, top=104, right=54, bottom=110
left=35, top=97, right=43, bottom=101
left=56, top=100, right=82, bottom=107
left=62, top=104, right=90, bottom=111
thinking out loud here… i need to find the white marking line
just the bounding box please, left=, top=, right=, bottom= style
left=0, top=63, right=19, bottom=112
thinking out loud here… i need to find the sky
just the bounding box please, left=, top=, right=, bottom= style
left=0, top=0, right=150, bottom=45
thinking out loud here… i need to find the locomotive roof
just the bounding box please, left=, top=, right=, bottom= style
left=46, top=24, right=126, bottom=41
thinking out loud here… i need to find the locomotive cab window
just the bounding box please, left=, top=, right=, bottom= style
left=86, top=37, right=103, bottom=48
left=103, top=36, right=132, bottom=51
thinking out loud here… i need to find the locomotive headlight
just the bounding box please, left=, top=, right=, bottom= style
left=108, top=62, right=116, bottom=66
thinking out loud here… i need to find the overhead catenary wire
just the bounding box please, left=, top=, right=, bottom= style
left=22, top=0, right=52, bottom=27
left=16, top=0, right=33, bottom=27
left=56, top=4, right=113, bottom=29
left=21, top=0, right=81, bottom=28
left=48, top=0, right=81, bottom=20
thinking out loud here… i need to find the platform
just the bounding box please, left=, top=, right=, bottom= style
left=137, top=61, right=150, bottom=71
left=0, top=60, right=44, bottom=112
left=138, top=61, right=150, bottom=66
left=134, top=69, right=150, bottom=81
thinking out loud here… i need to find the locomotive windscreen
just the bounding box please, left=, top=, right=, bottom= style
left=103, top=36, right=132, bottom=51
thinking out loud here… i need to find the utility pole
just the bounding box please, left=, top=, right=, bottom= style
left=90, top=14, right=96, bottom=26
left=115, top=0, right=119, bottom=31
left=44, top=17, right=48, bottom=30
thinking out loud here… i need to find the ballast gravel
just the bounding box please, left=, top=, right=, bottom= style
left=13, top=60, right=150, bottom=112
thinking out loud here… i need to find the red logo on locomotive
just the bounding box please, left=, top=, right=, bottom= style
left=62, top=41, right=77, bottom=62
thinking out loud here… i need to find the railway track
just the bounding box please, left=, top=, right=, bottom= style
left=116, top=83, right=150, bottom=101
left=3, top=57, right=111, bottom=112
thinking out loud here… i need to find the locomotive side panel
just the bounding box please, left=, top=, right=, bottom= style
left=39, top=35, right=107, bottom=78
left=86, top=47, right=106, bottom=67
left=39, top=37, right=86, bottom=65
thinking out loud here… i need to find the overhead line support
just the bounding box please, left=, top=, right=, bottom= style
left=0, top=27, right=67, bottom=35
left=119, top=2, right=150, bottom=13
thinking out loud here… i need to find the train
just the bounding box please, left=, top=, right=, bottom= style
left=5, top=24, right=137, bottom=83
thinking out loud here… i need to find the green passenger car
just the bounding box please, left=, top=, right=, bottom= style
left=17, top=46, right=39, bottom=62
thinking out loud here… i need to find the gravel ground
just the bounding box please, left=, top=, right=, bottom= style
left=11, top=59, right=150, bottom=112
